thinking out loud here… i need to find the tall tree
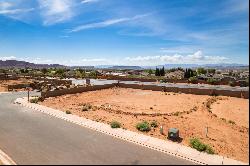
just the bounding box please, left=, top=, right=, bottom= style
left=155, top=68, right=160, bottom=76
left=160, top=66, right=165, bottom=76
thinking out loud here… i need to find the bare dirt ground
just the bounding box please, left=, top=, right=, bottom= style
left=40, top=87, right=249, bottom=162
left=0, top=79, right=32, bottom=92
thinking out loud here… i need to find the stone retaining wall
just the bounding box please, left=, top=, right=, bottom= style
left=0, top=76, right=18, bottom=80
left=7, top=83, right=30, bottom=91
left=41, top=83, right=117, bottom=98
left=41, top=82, right=249, bottom=99
left=36, top=78, right=72, bottom=85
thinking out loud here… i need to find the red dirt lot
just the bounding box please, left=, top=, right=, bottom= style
left=0, top=79, right=33, bottom=92
left=40, top=87, right=249, bottom=162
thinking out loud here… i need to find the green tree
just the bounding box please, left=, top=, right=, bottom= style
left=184, top=68, right=195, bottom=78
left=148, top=69, right=153, bottom=75
left=207, top=68, right=216, bottom=74
left=197, top=68, right=207, bottom=75
left=41, top=68, right=48, bottom=75
left=75, top=71, right=83, bottom=78
left=55, top=68, right=65, bottom=75
left=160, top=67, right=165, bottom=76
left=155, top=68, right=160, bottom=76
left=89, top=71, right=97, bottom=78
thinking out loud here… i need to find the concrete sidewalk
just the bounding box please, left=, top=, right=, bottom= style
left=15, top=97, right=248, bottom=165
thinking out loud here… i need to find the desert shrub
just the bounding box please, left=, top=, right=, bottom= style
left=220, top=118, right=226, bottom=122
left=136, top=121, right=151, bottom=132
left=212, top=114, right=217, bottom=118
left=150, top=107, right=153, bottom=110
left=207, top=78, right=218, bottom=85
left=81, top=103, right=92, bottom=111
left=192, top=106, right=198, bottom=111
left=38, top=96, right=44, bottom=102
left=160, top=79, right=167, bottom=83
left=110, top=121, right=121, bottom=128
left=66, top=110, right=71, bottom=114
left=150, top=121, right=158, bottom=128
left=82, top=106, right=89, bottom=111
left=188, top=76, right=198, bottom=83
left=205, top=145, right=215, bottom=154
left=228, top=81, right=235, bottom=87
left=228, top=120, right=236, bottom=125
left=206, top=102, right=211, bottom=109
left=173, top=112, right=180, bottom=116
left=30, top=98, right=39, bottom=103
left=189, top=138, right=215, bottom=154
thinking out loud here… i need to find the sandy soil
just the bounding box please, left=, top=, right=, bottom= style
left=0, top=79, right=33, bottom=92
left=40, top=87, right=249, bottom=162
left=211, top=98, right=249, bottom=128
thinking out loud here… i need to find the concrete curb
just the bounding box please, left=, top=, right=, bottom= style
left=14, top=97, right=248, bottom=165
left=0, top=92, right=10, bottom=95
left=0, top=149, right=16, bottom=165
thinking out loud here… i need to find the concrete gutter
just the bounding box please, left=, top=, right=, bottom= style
left=14, top=97, right=249, bottom=165
left=0, top=149, right=16, bottom=165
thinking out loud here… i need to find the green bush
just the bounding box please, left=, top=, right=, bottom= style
left=136, top=121, right=151, bottom=132
left=188, top=77, right=198, bottom=83
left=207, top=78, right=218, bottom=85
left=150, top=121, right=158, bottom=128
left=110, top=121, right=121, bottom=128
left=66, top=110, right=71, bottom=114
left=30, top=98, right=39, bottom=103
left=81, top=103, right=92, bottom=111
left=205, top=145, right=215, bottom=154
left=189, top=138, right=215, bottom=154
left=228, top=81, right=235, bottom=87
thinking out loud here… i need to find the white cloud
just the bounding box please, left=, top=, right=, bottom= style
left=59, top=35, right=70, bottom=38
left=0, top=8, right=34, bottom=14
left=0, top=56, right=17, bottom=61
left=18, top=57, right=53, bottom=64
left=81, top=0, right=99, bottom=4
left=69, top=14, right=149, bottom=32
left=38, top=0, right=75, bottom=25
left=0, top=1, right=34, bottom=15
left=125, top=51, right=228, bottom=65
left=159, top=47, right=197, bottom=54
left=81, top=58, right=106, bottom=62
left=58, top=58, right=110, bottom=66
left=0, top=2, right=12, bottom=10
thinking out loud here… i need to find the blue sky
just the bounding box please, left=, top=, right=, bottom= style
left=0, top=0, right=249, bottom=66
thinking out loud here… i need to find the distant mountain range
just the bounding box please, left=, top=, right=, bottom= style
left=0, top=60, right=248, bottom=70
left=106, top=66, right=143, bottom=70
left=143, top=63, right=249, bottom=69
left=0, top=60, right=65, bottom=69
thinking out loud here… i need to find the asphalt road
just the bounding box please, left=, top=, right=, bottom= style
left=0, top=92, right=194, bottom=165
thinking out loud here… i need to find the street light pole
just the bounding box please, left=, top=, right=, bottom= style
left=27, top=88, right=30, bottom=102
